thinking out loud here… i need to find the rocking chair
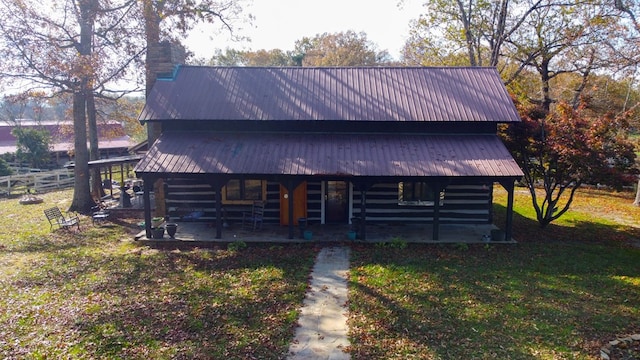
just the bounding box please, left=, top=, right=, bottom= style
left=242, top=201, right=264, bottom=231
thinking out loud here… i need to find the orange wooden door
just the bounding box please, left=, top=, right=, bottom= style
left=280, top=182, right=307, bottom=225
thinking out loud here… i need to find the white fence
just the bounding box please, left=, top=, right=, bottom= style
left=0, top=169, right=75, bottom=195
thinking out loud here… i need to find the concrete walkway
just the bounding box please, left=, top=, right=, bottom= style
left=287, top=246, right=351, bottom=360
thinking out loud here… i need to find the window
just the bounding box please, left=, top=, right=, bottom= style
left=398, top=182, right=444, bottom=206
left=223, top=179, right=266, bottom=204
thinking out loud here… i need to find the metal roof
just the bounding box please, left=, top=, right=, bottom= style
left=134, top=132, right=523, bottom=178
left=88, top=155, right=143, bottom=168
left=139, top=66, right=521, bottom=123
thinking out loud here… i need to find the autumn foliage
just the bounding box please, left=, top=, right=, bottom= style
left=500, top=99, right=637, bottom=227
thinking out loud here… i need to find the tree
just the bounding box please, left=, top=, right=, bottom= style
left=0, top=158, right=11, bottom=176
left=0, top=0, right=246, bottom=213
left=209, top=48, right=295, bottom=66
left=401, top=0, right=546, bottom=67
left=1, top=93, right=53, bottom=169
left=11, top=127, right=51, bottom=169
left=404, top=1, right=638, bottom=104
left=500, top=100, right=637, bottom=227
left=504, top=2, right=626, bottom=111
left=0, top=0, right=145, bottom=212
left=294, top=31, right=391, bottom=66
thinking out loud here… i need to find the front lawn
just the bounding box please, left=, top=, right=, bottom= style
left=1, top=187, right=639, bottom=359
left=0, top=190, right=317, bottom=359
left=348, top=187, right=640, bottom=359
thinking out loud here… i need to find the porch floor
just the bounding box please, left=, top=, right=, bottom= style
left=134, top=222, right=515, bottom=244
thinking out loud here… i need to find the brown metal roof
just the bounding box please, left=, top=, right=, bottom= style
left=134, top=132, right=523, bottom=178
left=139, top=66, right=521, bottom=123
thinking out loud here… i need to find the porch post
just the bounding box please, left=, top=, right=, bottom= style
left=207, top=178, right=227, bottom=239
left=353, top=180, right=374, bottom=241
left=432, top=183, right=441, bottom=241
left=215, top=184, right=223, bottom=239
left=142, top=175, right=152, bottom=239
left=503, top=179, right=516, bottom=242
left=360, top=188, right=366, bottom=241
left=108, top=166, right=114, bottom=198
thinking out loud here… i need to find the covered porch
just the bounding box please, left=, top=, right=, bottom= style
left=134, top=132, right=523, bottom=243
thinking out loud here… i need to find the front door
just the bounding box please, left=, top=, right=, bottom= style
left=280, top=182, right=307, bottom=225
left=325, top=181, right=348, bottom=223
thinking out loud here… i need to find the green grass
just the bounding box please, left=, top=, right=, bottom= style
left=348, top=187, right=640, bottom=359
left=2, top=187, right=639, bottom=359
left=0, top=190, right=317, bottom=359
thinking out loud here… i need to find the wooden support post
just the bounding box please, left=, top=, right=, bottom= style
left=215, top=186, right=223, bottom=239
left=504, top=180, right=515, bottom=242
left=497, top=179, right=517, bottom=242
left=360, top=188, right=366, bottom=241
left=353, top=180, right=374, bottom=241
left=432, top=183, right=441, bottom=241
left=143, top=176, right=152, bottom=239
left=108, top=167, right=113, bottom=198
left=207, top=178, right=227, bottom=240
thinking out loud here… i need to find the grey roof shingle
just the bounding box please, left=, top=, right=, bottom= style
left=139, top=66, right=521, bottom=123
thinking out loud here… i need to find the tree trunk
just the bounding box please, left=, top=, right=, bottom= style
left=69, top=88, right=93, bottom=213
left=456, top=0, right=477, bottom=66
left=634, top=179, right=640, bottom=206
left=69, top=0, right=97, bottom=214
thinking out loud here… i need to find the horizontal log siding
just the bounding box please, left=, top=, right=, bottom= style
left=164, top=178, right=323, bottom=225
left=164, top=178, right=218, bottom=222
left=164, top=178, right=491, bottom=225
left=305, top=181, right=322, bottom=224
left=352, top=183, right=492, bottom=224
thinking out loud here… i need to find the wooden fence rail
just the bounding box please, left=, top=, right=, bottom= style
left=0, top=169, right=75, bottom=196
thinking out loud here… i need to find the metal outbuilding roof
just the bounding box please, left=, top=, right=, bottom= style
left=134, top=132, right=523, bottom=178
left=139, top=66, right=521, bottom=123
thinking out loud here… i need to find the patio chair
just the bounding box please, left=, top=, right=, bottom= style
left=44, top=207, right=80, bottom=231
left=91, top=205, right=110, bottom=226
left=242, top=201, right=264, bottom=231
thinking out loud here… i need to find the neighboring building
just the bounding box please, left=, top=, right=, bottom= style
left=0, top=119, right=135, bottom=167
left=134, top=66, right=524, bottom=241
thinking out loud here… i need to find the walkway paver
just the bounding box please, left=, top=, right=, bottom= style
left=287, top=246, right=351, bottom=360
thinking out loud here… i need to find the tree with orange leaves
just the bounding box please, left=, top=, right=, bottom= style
left=501, top=100, right=637, bottom=227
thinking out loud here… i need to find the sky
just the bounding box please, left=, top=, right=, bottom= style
left=185, top=0, right=424, bottom=62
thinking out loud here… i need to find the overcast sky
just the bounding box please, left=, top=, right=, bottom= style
left=185, top=0, right=424, bottom=61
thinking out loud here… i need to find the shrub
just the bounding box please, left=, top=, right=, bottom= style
left=0, top=158, right=12, bottom=176
left=228, top=240, right=247, bottom=252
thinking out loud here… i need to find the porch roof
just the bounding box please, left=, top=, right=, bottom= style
left=134, top=132, right=523, bottom=179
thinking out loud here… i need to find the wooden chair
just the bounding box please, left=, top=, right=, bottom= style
left=242, top=201, right=264, bottom=231
left=44, top=207, right=80, bottom=231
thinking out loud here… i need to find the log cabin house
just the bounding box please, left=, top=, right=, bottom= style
left=134, top=66, right=523, bottom=241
